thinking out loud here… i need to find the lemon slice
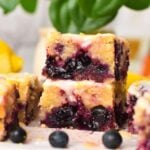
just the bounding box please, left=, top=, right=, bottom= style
left=127, top=72, right=150, bottom=89
left=0, top=39, right=23, bottom=73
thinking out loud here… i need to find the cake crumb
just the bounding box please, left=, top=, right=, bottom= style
left=83, top=141, right=99, bottom=148
left=41, top=124, right=47, bottom=128
left=119, top=130, right=132, bottom=138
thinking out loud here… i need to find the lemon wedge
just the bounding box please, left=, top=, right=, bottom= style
left=127, top=72, right=150, bottom=89
left=0, top=39, right=23, bottom=73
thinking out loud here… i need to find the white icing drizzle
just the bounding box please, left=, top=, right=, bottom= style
left=44, top=80, right=112, bottom=103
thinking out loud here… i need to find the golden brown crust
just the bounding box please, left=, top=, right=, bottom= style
left=0, top=73, right=42, bottom=124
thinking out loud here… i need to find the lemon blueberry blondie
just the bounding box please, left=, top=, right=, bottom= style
left=40, top=32, right=130, bottom=131
left=127, top=81, right=150, bottom=150
left=0, top=73, right=42, bottom=124
left=42, top=32, right=129, bottom=82
left=39, top=80, right=116, bottom=130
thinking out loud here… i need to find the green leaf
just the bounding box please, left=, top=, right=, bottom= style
left=82, top=13, right=117, bottom=32
left=49, top=0, right=117, bottom=33
left=68, top=0, right=117, bottom=32
left=68, top=0, right=86, bottom=29
left=0, top=0, right=20, bottom=13
left=49, top=0, right=78, bottom=33
left=20, top=0, right=37, bottom=13
left=125, top=0, right=150, bottom=10
left=78, top=0, right=127, bottom=18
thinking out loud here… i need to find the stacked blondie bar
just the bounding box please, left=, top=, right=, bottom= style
left=39, top=31, right=129, bottom=131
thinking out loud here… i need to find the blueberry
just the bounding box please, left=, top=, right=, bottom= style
left=54, top=43, right=64, bottom=53
left=60, top=73, right=72, bottom=79
left=78, top=54, right=91, bottom=66
left=46, top=56, right=55, bottom=65
left=102, top=130, right=122, bottom=149
left=96, top=64, right=108, bottom=74
left=76, top=60, right=85, bottom=70
left=65, top=58, right=76, bottom=72
left=75, top=51, right=91, bottom=71
left=48, top=105, right=77, bottom=127
left=49, top=131, right=69, bottom=148
left=55, top=67, right=66, bottom=76
left=9, top=126, right=27, bottom=143
left=48, top=66, right=67, bottom=78
left=91, top=105, right=108, bottom=126
left=47, top=66, right=56, bottom=77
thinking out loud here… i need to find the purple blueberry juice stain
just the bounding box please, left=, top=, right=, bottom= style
left=54, top=43, right=64, bottom=53
left=43, top=49, right=114, bottom=82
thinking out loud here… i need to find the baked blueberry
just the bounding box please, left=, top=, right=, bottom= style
left=78, top=53, right=91, bottom=66
left=49, top=131, right=69, bottom=148
left=47, top=105, right=77, bottom=128
left=9, top=126, right=27, bottom=143
left=102, top=129, right=122, bottom=149
left=54, top=43, right=64, bottom=53
left=91, top=105, right=108, bottom=126
left=96, top=64, right=108, bottom=74
left=65, top=58, right=76, bottom=72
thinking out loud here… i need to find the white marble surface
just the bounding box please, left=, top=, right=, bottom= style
left=0, top=126, right=138, bottom=150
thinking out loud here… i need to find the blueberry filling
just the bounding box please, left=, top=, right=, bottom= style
left=65, top=58, right=76, bottom=72
left=41, top=102, right=115, bottom=131
left=43, top=50, right=113, bottom=82
left=96, top=64, right=109, bottom=74
left=91, top=105, right=109, bottom=127
left=43, top=103, right=78, bottom=128
left=54, top=43, right=64, bottom=53
left=76, top=51, right=91, bottom=67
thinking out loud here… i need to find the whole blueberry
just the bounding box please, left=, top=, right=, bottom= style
left=49, top=131, right=69, bottom=148
left=102, top=130, right=122, bottom=149
left=91, top=105, right=108, bottom=125
left=9, top=126, right=27, bottom=143
left=65, top=58, right=76, bottom=72
left=96, top=64, right=108, bottom=74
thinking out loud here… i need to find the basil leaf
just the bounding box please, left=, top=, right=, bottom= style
left=49, top=0, right=78, bottom=33
left=78, top=0, right=127, bottom=18
left=68, top=0, right=117, bottom=33
left=125, top=0, right=150, bottom=10
left=82, top=12, right=117, bottom=32
left=0, top=0, right=20, bottom=13
left=68, top=0, right=86, bottom=30
left=20, top=0, right=37, bottom=13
